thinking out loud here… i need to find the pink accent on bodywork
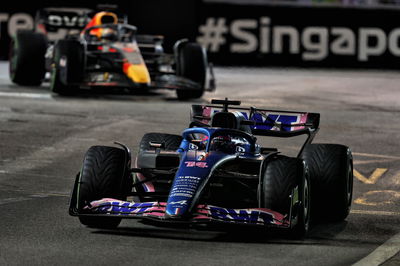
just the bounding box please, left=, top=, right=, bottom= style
left=134, top=157, right=155, bottom=192
left=202, top=106, right=213, bottom=124
left=192, top=204, right=211, bottom=220
left=84, top=199, right=289, bottom=226
left=144, top=207, right=166, bottom=217
left=193, top=205, right=288, bottom=226
left=293, top=113, right=308, bottom=131
left=85, top=198, right=121, bottom=209
left=251, top=207, right=286, bottom=225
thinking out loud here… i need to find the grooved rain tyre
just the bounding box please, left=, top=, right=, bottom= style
left=261, top=156, right=310, bottom=238
left=77, top=146, right=129, bottom=228
left=301, top=144, right=353, bottom=222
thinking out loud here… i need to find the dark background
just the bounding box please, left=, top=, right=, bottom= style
left=1, top=0, right=400, bottom=69
left=0, top=1, right=199, bottom=57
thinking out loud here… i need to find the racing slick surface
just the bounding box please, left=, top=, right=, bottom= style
left=0, top=61, right=399, bottom=265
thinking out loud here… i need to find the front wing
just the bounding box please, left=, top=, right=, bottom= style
left=70, top=198, right=290, bottom=228
left=81, top=72, right=201, bottom=91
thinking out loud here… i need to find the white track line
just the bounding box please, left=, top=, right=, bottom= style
left=0, top=91, right=52, bottom=99
left=352, top=232, right=400, bottom=266
left=0, top=193, right=68, bottom=205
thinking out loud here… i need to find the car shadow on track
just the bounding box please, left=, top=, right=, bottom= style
left=51, top=88, right=207, bottom=103
left=87, top=220, right=379, bottom=246
left=90, top=226, right=313, bottom=245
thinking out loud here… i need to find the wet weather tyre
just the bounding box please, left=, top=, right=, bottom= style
left=77, top=146, right=130, bottom=229
left=300, top=144, right=353, bottom=222
left=9, top=30, right=47, bottom=86
left=50, top=40, right=83, bottom=95
left=176, top=42, right=207, bottom=100
left=261, top=156, right=310, bottom=238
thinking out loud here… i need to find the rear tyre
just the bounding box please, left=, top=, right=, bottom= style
left=77, top=146, right=130, bottom=229
left=50, top=40, right=84, bottom=95
left=9, top=30, right=47, bottom=86
left=261, top=156, right=310, bottom=238
left=175, top=42, right=207, bottom=100
left=301, top=144, right=353, bottom=222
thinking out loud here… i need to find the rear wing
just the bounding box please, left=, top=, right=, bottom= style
left=36, top=6, right=128, bottom=34
left=190, top=103, right=320, bottom=138
left=36, top=7, right=93, bottom=32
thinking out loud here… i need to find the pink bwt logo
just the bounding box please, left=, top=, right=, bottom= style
left=184, top=161, right=208, bottom=168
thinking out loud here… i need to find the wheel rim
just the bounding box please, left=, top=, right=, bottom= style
left=303, top=175, right=310, bottom=226
left=347, top=163, right=353, bottom=206
left=50, top=66, right=57, bottom=91
left=9, top=40, right=18, bottom=79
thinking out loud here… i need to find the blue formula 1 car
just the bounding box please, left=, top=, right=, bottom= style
left=69, top=99, right=353, bottom=237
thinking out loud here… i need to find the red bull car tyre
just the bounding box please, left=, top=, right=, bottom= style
left=9, top=30, right=47, bottom=86
left=50, top=40, right=84, bottom=94
left=176, top=42, right=207, bottom=100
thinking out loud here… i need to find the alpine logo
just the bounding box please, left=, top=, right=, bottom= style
left=169, top=200, right=188, bottom=205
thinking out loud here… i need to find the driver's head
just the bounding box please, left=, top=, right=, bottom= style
left=100, top=28, right=118, bottom=41
left=210, top=135, right=234, bottom=153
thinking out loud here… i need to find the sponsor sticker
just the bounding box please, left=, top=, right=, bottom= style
left=184, top=161, right=208, bottom=168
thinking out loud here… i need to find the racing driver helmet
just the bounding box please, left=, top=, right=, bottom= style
left=210, top=135, right=235, bottom=153
left=100, top=28, right=118, bottom=41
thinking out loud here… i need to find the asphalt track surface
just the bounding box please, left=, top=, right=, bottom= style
left=0, top=62, right=399, bottom=265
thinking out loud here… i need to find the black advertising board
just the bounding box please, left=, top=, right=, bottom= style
left=195, top=3, right=400, bottom=68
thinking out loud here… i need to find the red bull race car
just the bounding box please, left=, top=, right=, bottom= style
left=69, top=99, right=354, bottom=238
left=9, top=8, right=214, bottom=100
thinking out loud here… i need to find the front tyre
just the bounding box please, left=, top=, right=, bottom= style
left=291, top=163, right=311, bottom=238
left=77, top=146, right=130, bottom=228
left=261, top=156, right=310, bottom=238
left=50, top=40, right=83, bottom=95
